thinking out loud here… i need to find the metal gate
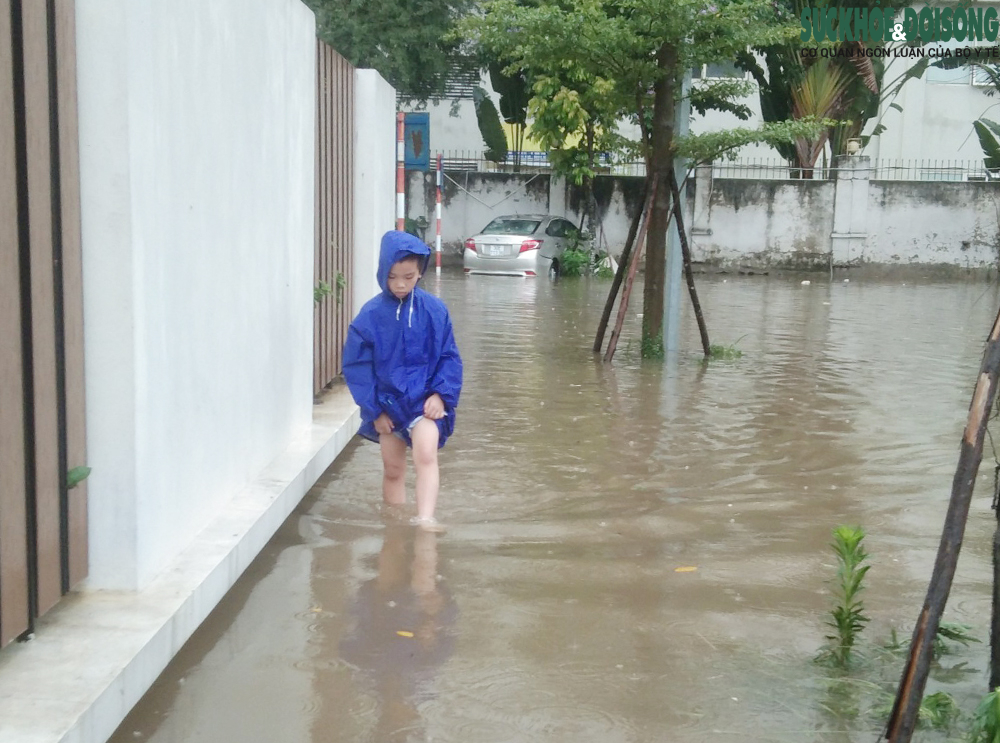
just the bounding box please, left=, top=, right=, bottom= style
left=0, top=0, right=87, bottom=649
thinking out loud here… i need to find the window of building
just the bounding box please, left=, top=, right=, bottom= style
left=691, top=60, right=744, bottom=79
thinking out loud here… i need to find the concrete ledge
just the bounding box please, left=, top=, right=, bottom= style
left=0, top=387, right=359, bottom=743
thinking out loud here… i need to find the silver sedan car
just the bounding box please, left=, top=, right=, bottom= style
left=462, top=214, right=584, bottom=277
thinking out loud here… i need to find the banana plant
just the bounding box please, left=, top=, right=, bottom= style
left=975, top=119, right=1000, bottom=175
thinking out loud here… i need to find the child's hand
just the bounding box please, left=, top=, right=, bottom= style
left=374, top=413, right=395, bottom=435
left=423, top=393, right=445, bottom=420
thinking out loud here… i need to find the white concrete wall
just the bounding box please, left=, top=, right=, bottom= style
left=865, top=181, right=1000, bottom=265
left=77, top=0, right=316, bottom=589
left=694, top=181, right=836, bottom=266
left=412, top=171, right=553, bottom=249
left=353, top=69, right=397, bottom=311
left=401, top=98, right=483, bottom=156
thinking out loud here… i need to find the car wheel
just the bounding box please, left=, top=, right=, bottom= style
left=548, top=260, right=559, bottom=280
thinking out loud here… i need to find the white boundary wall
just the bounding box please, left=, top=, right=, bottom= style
left=77, top=0, right=317, bottom=589
left=353, top=70, right=397, bottom=311
left=410, top=164, right=1000, bottom=271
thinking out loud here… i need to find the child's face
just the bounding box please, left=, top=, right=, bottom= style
left=388, top=258, right=421, bottom=299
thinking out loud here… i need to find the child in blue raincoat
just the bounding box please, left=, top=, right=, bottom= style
left=343, top=231, right=463, bottom=528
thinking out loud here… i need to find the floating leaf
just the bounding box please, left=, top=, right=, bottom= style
left=675, top=566, right=698, bottom=573
left=396, top=630, right=414, bottom=638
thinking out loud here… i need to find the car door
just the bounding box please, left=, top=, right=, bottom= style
left=543, top=218, right=570, bottom=258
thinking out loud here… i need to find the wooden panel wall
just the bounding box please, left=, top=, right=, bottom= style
left=0, top=0, right=87, bottom=649
left=0, top=0, right=32, bottom=649
left=314, top=41, right=355, bottom=395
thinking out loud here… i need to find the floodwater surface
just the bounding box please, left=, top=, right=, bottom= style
left=111, top=271, right=1000, bottom=743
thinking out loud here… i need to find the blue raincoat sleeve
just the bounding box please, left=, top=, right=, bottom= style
left=430, top=315, right=462, bottom=410
left=342, top=319, right=381, bottom=424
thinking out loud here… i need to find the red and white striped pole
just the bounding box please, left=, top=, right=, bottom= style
left=395, top=112, right=405, bottom=231
left=435, top=153, right=442, bottom=275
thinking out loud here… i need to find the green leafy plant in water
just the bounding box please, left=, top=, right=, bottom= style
left=881, top=622, right=980, bottom=659
left=66, top=466, right=91, bottom=490
left=559, top=248, right=591, bottom=277
left=969, top=687, right=1000, bottom=743
left=934, top=621, right=981, bottom=656
left=870, top=690, right=961, bottom=732
left=918, top=691, right=961, bottom=730
left=706, top=335, right=747, bottom=362
left=816, top=525, right=870, bottom=668
left=592, top=252, right=615, bottom=279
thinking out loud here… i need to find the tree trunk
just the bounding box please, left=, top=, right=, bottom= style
left=604, top=177, right=658, bottom=364
left=593, top=178, right=649, bottom=354
left=883, top=306, right=1000, bottom=743
left=641, top=43, right=679, bottom=358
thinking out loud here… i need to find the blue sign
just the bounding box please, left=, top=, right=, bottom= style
left=404, top=112, right=430, bottom=171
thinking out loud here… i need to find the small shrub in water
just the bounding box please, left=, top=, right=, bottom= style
left=706, top=335, right=746, bottom=362
left=881, top=622, right=979, bottom=659
left=934, top=621, right=980, bottom=656
left=559, top=248, right=591, bottom=277
left=871, top=691, right=961, bottom=731
left=969, top=688, right=1000, bottom=743
left=708, top=344, right=743, bottom=360
left=816, top=525, right=870, bottom=668
left=917, top=691, right=960, bottom=730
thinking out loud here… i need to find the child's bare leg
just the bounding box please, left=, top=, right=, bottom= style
left=379, top=433, right=407, bottom=505
left=410, top=418, right=440, bottom=520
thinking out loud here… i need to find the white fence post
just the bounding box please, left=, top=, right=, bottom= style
left=831, top=155, right=871, bottom=266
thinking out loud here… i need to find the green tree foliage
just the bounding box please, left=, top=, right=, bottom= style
left=473, top=88, right=509, bottom=162
left=488, top=60, right=530, bottom=169
left=305, top=0, right=474, bottom=100
left=463, top=0, right=803, bottom=356
left=736, top=0, right=923, bottom=167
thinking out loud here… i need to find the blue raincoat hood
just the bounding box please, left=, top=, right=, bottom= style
left=377, top=231, right=431, bottom=296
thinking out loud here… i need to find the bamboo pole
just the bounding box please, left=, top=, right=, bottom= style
left=992, top=479, right=1000, bottom=689
left=603, top=176, right=658, bottom=364
left=884, top=305, right=1000, bottom=743
left=594, top=178, right=649, bottom=354
left=667, top=168, right=711, bottom=358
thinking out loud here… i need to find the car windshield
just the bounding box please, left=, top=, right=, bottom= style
left=481, top=218, right=542, bottom=236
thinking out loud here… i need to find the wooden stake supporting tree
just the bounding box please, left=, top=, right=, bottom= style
left=603, top=177, right=658, bottom=364
left=594, top=180, right=649, bottom=354
left=883, top=305, right=1000, bottom=743
left=667, top=168, right=711, bottom=358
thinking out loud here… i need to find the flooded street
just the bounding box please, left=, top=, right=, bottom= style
left=112, top=272, right=1000, bottom=743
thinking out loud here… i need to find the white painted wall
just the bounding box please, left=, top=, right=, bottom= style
left=864, top=181, right=1000, bottom=265
left=353, top=69, right=397, bottom=312
left=77, top=0, right=316, bottom=589
left=695, top=181, right=836, bottom=265
left=400, top=98, right=483, bottom=156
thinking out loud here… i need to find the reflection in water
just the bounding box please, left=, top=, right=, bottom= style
left=339, top=526, right=457, bottom=742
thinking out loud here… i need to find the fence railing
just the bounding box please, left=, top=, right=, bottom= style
left=710, top=157, right=992, bottom=182
left=435, top=149, right=646, bottom=177
left=433, top=151, right=994, bottom=182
